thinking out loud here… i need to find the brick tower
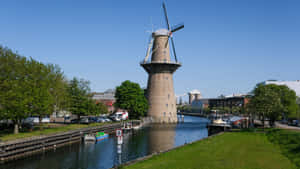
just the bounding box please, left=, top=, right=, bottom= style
left=141, top=3, right=184, bottom=123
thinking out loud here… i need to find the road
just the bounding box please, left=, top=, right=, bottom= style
left=275, top=122, right=300, bottom=131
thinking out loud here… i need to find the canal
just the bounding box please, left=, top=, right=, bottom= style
left=1, top=116, right=209, bottom=169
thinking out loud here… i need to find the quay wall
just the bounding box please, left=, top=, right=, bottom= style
left=0, top=120, right=140, bottom=163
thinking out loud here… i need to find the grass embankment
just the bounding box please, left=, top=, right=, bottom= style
left=124, top=131, right=297, bottom=169
left=267, top=129, right=300, bottom=169
left=0, top=122, right=112, bottom=142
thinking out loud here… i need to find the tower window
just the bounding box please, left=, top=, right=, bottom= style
left=166, top=104, right=168, bottom=107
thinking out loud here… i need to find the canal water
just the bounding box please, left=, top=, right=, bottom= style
left=1, top=116, right=209, bottom=169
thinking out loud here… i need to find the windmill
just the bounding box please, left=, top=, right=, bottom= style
left=141, top=2, right=184, bottom=123
left=143, top=2, right=184, bottom=63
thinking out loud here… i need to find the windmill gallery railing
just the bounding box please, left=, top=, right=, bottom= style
left=140, top=60, right=181, bottom=65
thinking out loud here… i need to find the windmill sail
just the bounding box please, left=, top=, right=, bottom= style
left=144, top=36, right=154, bottom=63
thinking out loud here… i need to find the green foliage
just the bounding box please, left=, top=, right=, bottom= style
left=67, top=77, right=90, bottom=118
left=0, top=45, right=109, bottom=133
left=95, top=102, right=109, bottom=115
left=247, top=84, right=298, bottom=126
left=0, top=47, right=32, bottom=125
left=202, top=107, right=211, bottom=114
left=0, top=46, right=67, bottom=133
left=115, top=80, right=148, bottom=119
left=177, top=105, right=201, bottom=113
left=267, top=129, right=300, bottom=168
left=67, top=77, right=108, bottom=119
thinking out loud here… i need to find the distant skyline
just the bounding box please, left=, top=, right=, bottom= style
left=1, top=0, right=300, bottom=98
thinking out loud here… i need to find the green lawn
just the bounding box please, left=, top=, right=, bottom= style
left=266, top=129, right=300, bottom=169
left=124, top=132, right=297, bottom=169
left=0, top=122, right=112, bottom=142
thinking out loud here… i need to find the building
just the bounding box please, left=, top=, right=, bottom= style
left=190, top=92, right=249, bottom=113
left=262, top=80, right=300, bottom=97
left=92, top=89, right=116, bottom=113
left=191, top=98, right=209, bottom=109
left=141, top=29, right=181, bottom=123
left=188, top=89, right=202, bottom=105
left=140, top=3, right=184, bottom=123
left=208, top=95, right=249, bottom=110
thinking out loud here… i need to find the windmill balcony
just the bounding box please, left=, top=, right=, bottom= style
left=140, top=60, right=181, bottom=65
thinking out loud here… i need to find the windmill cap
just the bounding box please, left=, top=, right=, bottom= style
left=153, top=29, right=169, bottom=36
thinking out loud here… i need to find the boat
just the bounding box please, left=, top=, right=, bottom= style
left=132, top=124, right=142, bottom=130
left=84, top=134, right=96, bottom=142
left=95, top=132, right=109, bottom=141
left=212, top=118, right=227, bottom=125
left=122, top=122, right=133, bottom=132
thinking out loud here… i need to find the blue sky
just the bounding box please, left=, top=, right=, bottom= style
left=1, top=0, right=300, bottom=99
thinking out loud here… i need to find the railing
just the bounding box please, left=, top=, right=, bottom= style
left=140, top=60, right=181, bottom=65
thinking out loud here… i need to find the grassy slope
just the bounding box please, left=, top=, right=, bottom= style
left=0, top=122, right=111, bottom=142
left=124, top=132, right=296, bottom=169
left=267, top=129, right=300, bottom=169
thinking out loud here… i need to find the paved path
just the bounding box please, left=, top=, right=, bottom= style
left=275, top=122, right=300, bottom=131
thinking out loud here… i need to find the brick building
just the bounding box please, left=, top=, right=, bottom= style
left=92, top=89, right=116, bottom=113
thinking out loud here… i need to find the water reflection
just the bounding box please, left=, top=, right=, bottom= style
left=148, top=124, right=176, bottom=154
left=0, top=116, right=209, bottom=169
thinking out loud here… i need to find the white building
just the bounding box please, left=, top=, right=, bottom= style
left=188, top=89, right=202, bottom=105
left=262, top=80, right=300, bottom=97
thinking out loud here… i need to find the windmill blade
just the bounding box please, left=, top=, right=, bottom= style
left=171, top=24, right=184, bottom=33
left=162, top=2, right=171, bottom=30
left=170, top=36, right=178, bottom=62
left=144, top=36, right=154, bottom=63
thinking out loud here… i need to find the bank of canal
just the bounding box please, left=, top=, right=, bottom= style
left=0, top=116, right=209, bottom=169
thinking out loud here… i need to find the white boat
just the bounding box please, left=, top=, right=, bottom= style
left=213, top=118, right=227, bottom=125
left=132, top=124, right=142, bottom=130
left=122, top=122, right=133, bottom=132
left=84, top=134, right=96, bottom=141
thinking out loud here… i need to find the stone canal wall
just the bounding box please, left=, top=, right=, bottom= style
left=0, top=121, right=140, bottom=163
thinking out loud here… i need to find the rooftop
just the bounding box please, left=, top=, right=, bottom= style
left=189, top=89, right=201, bottom=94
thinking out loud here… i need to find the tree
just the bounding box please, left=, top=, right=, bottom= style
left=247, top=84, right=297, bottom=127
left=202, top=107, right=211, bottom=114
left=0, top=46, right=70, bottom=133
left=67, top=77, right=91, bottom=120
left=47, top=64, right=68, bottom=119
left=96, top=102, right=109, bottom=115
left=27, top=59, right=54, bottom=124
left=0, top=47, right=34, bottom=133
left=115, top=80, right=148, bottom=119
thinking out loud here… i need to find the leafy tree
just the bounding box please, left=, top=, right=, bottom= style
left=96, top=102, right=109, bottom=115
left=247, top=84, right=297, bottom=127
left=223, top=107, right=231, bottom=114
left=27, top=59, right=54, bottom=123
left=0, top=46, right=69, bottom=133
left=67, top=77, right=91, bottom=120
left=231, top=106, right=241, bottom=115
left=202, top=107, right=211, bottom=114
left=47, top=64, right=68, bottom=119
left=85, top=99, right=108, bottom=116
left=0, top=49, right=28, bottom=133
left=115, top=80, right=148, bottom=119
